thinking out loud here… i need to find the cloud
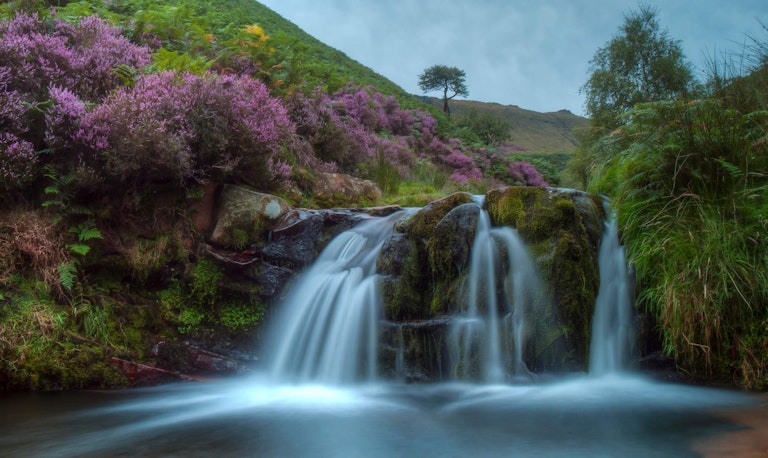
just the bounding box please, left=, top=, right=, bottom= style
left=260, top=0, right=766, bottom=116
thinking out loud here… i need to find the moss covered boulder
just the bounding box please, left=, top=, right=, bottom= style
left=485, top=186, right=604, bottom=370
left=378, top=187, right=607, bottom=377
left=209, top=185, right=290, bottom=250
left=378, top=192, right=475, bottom=320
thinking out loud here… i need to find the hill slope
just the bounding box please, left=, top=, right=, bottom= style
left=424, top=98, right=589, bottom=152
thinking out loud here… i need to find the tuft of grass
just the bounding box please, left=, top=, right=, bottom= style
left=589, top=95, right=768, bottom=387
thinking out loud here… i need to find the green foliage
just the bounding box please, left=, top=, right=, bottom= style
left=367, top=151, right=403, bottom=195
left=457, top=109, right=511, bottom=145
left=219, top=302, right=264, bottom=331
left=418, top=65, right=469, bottom=115
left=159, top=257, right=265, bottom=335
left=57, top=260, right=77, bottom=292
left=581, top=4, right=695, bottom=130
left=150, top=48, right=212, bottom=75
left=589, top=97, right=768, bottom=387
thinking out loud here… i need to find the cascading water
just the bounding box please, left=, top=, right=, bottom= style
left=266, top=195, right=633, bottom=385
left=266, top=212, right=405, bottom=385
left=589, top=211, right=635, bottom=375
left=449, top=203, right=541, bottom=383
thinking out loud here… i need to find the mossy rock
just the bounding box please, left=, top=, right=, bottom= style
left=483, top=187, right=601, bottom=371
left=210, top=185, right=290, bottom=250
left=378, top=233, right=427, bottom=320
left=401, top=192, right=474, bottom=241
left=379, top=193, right=476, bottom=320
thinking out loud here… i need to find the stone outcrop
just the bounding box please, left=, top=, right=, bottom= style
left=209, top=185, right=291, bottom=249
left=377, top=187, right=607, bottom=378
left=312, top=172, right=382, bottom=207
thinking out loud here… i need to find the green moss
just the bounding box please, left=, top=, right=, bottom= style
left=381, top=237, right=428, bottom=320
left=486, top=186, right=532, bottom=229
left=485, top=186, right=601, bottom=370
left=158, top=256, right=266, bottom=337
left=403, top=192, right=474, bottom=240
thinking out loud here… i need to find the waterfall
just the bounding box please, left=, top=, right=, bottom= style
left=263, top=195, right=634, bottom=386
left=266, top=212, right=403, bottom=385
left=589, top=213, right=635, bottom=375
left=449, top=206, right=541, bottom=383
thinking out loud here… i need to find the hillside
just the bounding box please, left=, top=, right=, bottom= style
left=424, top=98, right=590, bottom=152
left=0, top=0, right=581, bottom=391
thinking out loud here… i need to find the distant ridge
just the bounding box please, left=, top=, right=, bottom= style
left=422, top=97, right=590, bottom=152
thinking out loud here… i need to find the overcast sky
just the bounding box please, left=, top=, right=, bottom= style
left=258, top=0, right=766, bottom=116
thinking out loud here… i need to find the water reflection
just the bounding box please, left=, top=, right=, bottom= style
left=0, top=375, right=757, bottom=457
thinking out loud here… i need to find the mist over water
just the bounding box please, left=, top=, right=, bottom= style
left=0, top=375, right=756, bottom=457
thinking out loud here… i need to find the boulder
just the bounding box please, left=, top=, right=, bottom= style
left=313, top=172, right=382, bottom=207
left=261, top=209, right=366, bottom=268
left=209, top=185, right=290, bottom=249
left=377, top=187, right=605, bottom=377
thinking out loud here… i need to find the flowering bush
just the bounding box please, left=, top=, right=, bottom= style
left=44, top=85, right=86, bottom=150
left=0, top=13, right=151, bottom=102
left=507, top=160, right=549, bottom=187
left=78, top=72, right=294, bottom=187
left=0, top=133, right=36, bottom=191
left=472, top=147, right=549, bottom=187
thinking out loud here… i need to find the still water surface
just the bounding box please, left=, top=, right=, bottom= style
left=0, top=374, right=761, bottom=457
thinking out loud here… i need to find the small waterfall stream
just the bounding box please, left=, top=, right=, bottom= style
left=266, top=212, right=405, bottom=384
left=589, top=213, right=635, bottom=374
left=449, top=207, right=541, bottom=382
left=6, top=196, right=756, bottom=458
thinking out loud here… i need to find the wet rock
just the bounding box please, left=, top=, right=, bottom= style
left=152, top=341, right=246, bottom=375
left=261, top=209, right=366, bottom=268
left=379, top=319, right=452, bottom=382
left=378, top=186, right=605, bottom=374
left=110, top=357, right=194, bottom=386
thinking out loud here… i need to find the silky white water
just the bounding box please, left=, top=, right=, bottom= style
left=449, top=208, right=541, bottom=382
left=266, top=212, right=405, bottom=384
left=590, top=213, right=635, bottom=375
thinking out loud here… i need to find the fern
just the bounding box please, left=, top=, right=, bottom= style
left=70, top=226, right=103, bottom=242
left=69, top=244, right=92, bottom=256
left=714, top=157, right=743, bottom=178
left=58, top=260, right=78, bottom=292
left=112, top=63, right=138, bottom=87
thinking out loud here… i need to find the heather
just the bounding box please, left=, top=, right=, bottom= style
left=0, top=9, right=547, bottom=200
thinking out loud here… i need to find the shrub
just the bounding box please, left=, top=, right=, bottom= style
left=0, top=12, right=150, bottom=103
left=0, top=133, right=37, bottom=191
left=590, top=98, right=768, bottom=386
left=78, top=72, right=295, bottom=189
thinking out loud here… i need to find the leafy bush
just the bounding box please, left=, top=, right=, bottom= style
left=590, top=98, right=768, bottom=387
left=0, top=13, right=150, bottom=103
left=77, top=72, right=294, bottom=188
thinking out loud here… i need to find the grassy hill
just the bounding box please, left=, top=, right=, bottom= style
left=423, top=98, right=590, bottom=153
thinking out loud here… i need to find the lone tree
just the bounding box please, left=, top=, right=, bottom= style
left=418, top=65, right=468, bottom=115
left=581, top=4, right=695, bottom=129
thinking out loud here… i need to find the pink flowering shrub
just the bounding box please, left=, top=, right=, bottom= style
left=78, top=72, right=294, bottom=188
left=472, top=147, right=549, bottom=187
left=508, top=160, right=549, bottom=187
left=0, top=133, right=36, bottom=190
left=0, top=13, right=151, bottom=102
left=44, top=85, right=86, bottom=150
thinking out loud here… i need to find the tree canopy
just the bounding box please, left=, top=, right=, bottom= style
left=418, top=65, right=468, bottom=115
left=581, top=4, right=695, bottom=129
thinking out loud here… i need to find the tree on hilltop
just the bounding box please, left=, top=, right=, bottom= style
left=581, top=4, right=695, bottom=129
left=418, top=65, right=468, bottom=115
